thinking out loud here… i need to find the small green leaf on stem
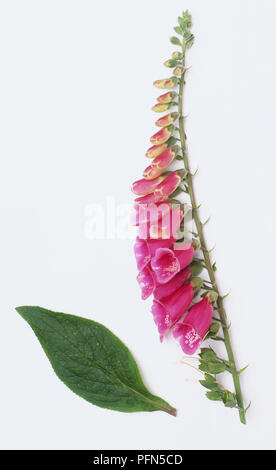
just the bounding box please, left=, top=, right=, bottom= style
left=174, top=26, right=183, bottom=35
left=170, top=36, right=182, bottom=46
left=206, top=391, right=223, bottom=401
left=199, top=362, right=226, bottom=374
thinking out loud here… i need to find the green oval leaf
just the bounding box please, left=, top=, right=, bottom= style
left=206, top=391, right=223, bottom=401
left=199, top=380, right=220, bottom=391
left=16, top=306, right=176, bottom=416
left=199, top=348, right=217, bottom=362
left=174, top=26, right=183, bottom=35
left=170, top=36, right=182, bottom=46
left=199, top=362, right=226, bottom=374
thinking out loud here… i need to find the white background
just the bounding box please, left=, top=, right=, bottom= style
left=0, top=0, right=275, bottom=450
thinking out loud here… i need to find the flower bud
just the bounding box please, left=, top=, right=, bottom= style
left=152, top=103, right=170, bottom=113
left=150, top=125, right=174, bottom=145
left=134, top=192, right=168, bottom=205
left=153, top=170, right=182, bottom=199
left=131, top=175, right=165, bottom=196
left=153, top=77, right=178, bottom=89
left=155, top=112, right=179, bottom=128
left=172, top=51, right=183, bottom=60
left=189, top=260, right=203, bottom=277
left=190, top=276, right=203, bottom=293
left=173, top=66, right=183, bottom=76
left=143, top=146, right=179, bottom=180
left=163, top=59, right=178, bottom=68
left=207, top=290, right=218, bottom=304
left=157, top=91, right=177, bottom=104
left=145, top=143, right=168, bottom=159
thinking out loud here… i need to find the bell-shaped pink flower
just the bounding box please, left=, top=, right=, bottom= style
left=138, top=206, right=183, bottom=240
left=137, top=266, right=192, bottom=302
left=136, top=266, right=157, bottom=300
left=153, top=267, right=191, bottom=300
left=151, top=282, right=195, bottom=340
left=151, top=242, right=194, bottom=284
left=134, top=236, right=175, bottom=271
left=173, top=296, right=213, bottom=355
left=132, top=202, right=172, bottom=226
left=131, top=175, right=165, bottom=196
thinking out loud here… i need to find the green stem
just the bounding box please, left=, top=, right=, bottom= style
left=177, top=42, right=246, bottom=424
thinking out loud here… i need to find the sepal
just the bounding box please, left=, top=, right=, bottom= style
left=164, top=59, right=178, bottom=68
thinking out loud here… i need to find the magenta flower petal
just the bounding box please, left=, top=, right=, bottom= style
left=147, top=237, right=175, bottom=257
left=151, top=243, right=194, bottom=284
left=134, top=192, right=168, bottom=205
left=153, top=267, right=191, bottom=300
left=154, top=171, right=182, bottom=198
left=173, top=297, right=213, bottom=355
left=134, top=237, right=175, bottom=271
left=138, top=206, right=183, bottom=239
left=132, top=176, right=164, bottom=196
left=152, top=282, right=194, bottom=340
left=132, top=202, right=172, bottom=227
left=137, top=266, right=156, bottom=300
left=151, top=302, right=170, bottom=341
left=134, top=237, right=150, bottom=271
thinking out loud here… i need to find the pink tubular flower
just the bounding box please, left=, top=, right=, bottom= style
left=151, top=281, right=195, bottom=340
left=157, top=91, right=177, bottom=103
left=137, top=266, right=191, bottom=302
left=134, top=192, right=168, bottom=205
left=154, top=171, right=183, bottom=198
left=155, top=112, right=179, bottom=128
left=132, top=202, right=172, bottom=226
left=143, top=146, right=179, bottom=180
left=137, top=265, right=157, bottom=300
left=150, top=125, right=174, bottom=145
left=173, top=296, right=214, bottom=355
left=153, top=267, right=191, bottom=300
left=151, top=242, right=195, bottom=284
left=138, top=206, right=183, bottom=239
left=145, top=143, right=168, bottom=159
left=134, top=236, right=175, bottom=271
left=131, top=175, right=165, bottom=196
